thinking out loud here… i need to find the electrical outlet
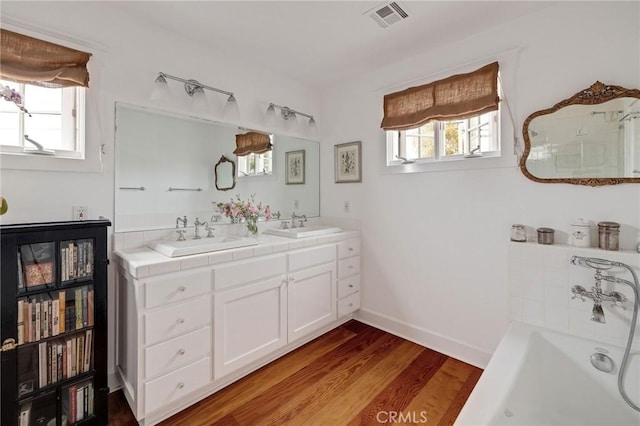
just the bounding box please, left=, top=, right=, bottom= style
left=72, top=206, right=88, bottom=221
left=344, top=201, right=350, bottom=213
left=294, top=199, right=300, bottom=209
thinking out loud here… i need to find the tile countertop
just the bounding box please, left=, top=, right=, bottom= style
left=113, top=230, right=361, bottom=279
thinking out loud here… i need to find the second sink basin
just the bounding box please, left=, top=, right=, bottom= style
left=264, top=225, right=342, bottom=239
left=147, top=235, right=259, bottom=257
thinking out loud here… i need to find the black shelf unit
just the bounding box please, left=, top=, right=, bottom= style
left=1, top=220, right=110, bottom=426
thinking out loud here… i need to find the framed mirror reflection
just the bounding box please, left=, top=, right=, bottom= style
left=520, top=81, right=640, bottom=186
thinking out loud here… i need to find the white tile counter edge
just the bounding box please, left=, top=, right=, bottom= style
left=114, top=231, right=361, bottom=279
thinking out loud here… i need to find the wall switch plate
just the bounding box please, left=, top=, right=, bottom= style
left=344, top=201, right=350, bottom=213
left=72, top=206, right=88, bottom=221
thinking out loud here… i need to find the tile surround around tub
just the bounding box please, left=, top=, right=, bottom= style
left=509, top=242, right=640, bottom=349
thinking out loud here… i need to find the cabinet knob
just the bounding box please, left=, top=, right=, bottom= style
left=177, top=382, right=185, bottom=389
left=178, top=348, right=186, bottom=355
left=348, top=248, right=354, bottom=251
left=348, top=303, right=353, bottom=307
left=177, top=318, right=185, bottom=325
left=348, top=265, right=354, bottom=269
left=178, top=286, right=186, bottom=292
left=348, top=284, right=354, bottom=288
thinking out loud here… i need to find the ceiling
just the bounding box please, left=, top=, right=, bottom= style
left=2, top=1, right=554, bottom=89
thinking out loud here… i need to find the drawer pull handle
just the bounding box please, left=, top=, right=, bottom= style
left=177, top=382, right=185, bottom=389
left=349, top=248, right=354, bottom=251
left=177, top=318, right=185, bottom=325
left=178, top=348, right=186, bottom=355
left=178, top=286, right=186, bottom=292
left=348, top=284, right=354, bottom=288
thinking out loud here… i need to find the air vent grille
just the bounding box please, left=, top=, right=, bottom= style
left=366, top=1, right=409, bottom=29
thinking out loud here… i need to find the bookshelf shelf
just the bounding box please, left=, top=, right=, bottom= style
left=1, top=220, right=110, bottom=426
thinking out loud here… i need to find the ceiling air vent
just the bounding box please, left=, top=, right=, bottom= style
left=366, top=2, right=409, bottom=29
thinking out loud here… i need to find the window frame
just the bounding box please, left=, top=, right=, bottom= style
left=0, top=81, right=86, bottom=159
left=236, top=135, right=274, bottom=179
left=387, top=110, right=500, bottom=167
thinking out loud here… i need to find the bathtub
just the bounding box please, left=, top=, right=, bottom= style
left=455, top=321, right=640, bottom=426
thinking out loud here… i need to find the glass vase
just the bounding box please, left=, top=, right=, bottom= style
left=245, top=218, right=259, bottom=238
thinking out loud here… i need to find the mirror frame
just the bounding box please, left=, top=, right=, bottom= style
left=520, top=81, right=640, bottom=186
left=214, top=155, right=236, bottom=191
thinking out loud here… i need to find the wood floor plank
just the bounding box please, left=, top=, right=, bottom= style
left=299, top=340, right=425, bottom=426
left=438, top=367, right=483, bottom=426
left=160, top=325, right=357, bottom=425
left=230, top=326, right=396, bottom=425
left=347, top=348, right=448, bottom=425
left=400, top=357, right=480, bottom=425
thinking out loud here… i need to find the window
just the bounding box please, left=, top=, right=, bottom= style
left=0, top=79, right=85, bottom=158
left=237, top=135, right=273, bottom=177
left=387, top=110, right=499, bottom=165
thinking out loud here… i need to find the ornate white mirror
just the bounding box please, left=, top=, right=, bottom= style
left=521, top=82, right=640, bottom=186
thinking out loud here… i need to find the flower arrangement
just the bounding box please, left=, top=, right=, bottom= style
left=216, top=194, right=274, bottom=236
left=1, top=85, right=31, bottom=116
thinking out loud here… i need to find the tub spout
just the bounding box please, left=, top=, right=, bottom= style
left=591, top=302, right=606, bottom=323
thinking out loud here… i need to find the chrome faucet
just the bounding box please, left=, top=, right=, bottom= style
left=193, top=217, right=205, bottom=239
left=176, top=216, right=188, bottom=228
left=204, top=223, right=215, bottom=238
left=291, top=213, right=307, bottom=229
left=571, top=267, right=627, bottom=324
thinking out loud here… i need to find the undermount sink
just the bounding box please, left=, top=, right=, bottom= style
left=147, top=235, right=259, bottom=257
left=264, top=225, right=342, bottom=239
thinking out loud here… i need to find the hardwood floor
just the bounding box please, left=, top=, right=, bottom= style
left=108, top=321, right=482, bottom=425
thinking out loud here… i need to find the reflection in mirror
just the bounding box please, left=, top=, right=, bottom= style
left=114, top=103, right=320, bottom=231
left=521, top=82, right=640, bottom=186
left=215, top=156, right=236, bottom=191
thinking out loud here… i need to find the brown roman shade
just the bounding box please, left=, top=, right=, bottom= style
left=233, top=132, right=272, bottom=156
left=0, top=29, right=91, bottom=88
left=381, top=62, right=499, bottom=131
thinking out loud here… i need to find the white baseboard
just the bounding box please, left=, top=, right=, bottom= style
left=108, top=370, right=121, bottom=393
left=354, top=308, right=491, bottom=369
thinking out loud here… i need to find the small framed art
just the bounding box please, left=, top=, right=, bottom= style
left=285, top=150, right=305, bottom=184
left=334, top=141, right=361, bottom=183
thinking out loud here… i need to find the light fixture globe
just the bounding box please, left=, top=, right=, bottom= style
left=223, top=94, right=240, bottom=121
left=150, top=74, right=171, bottom=101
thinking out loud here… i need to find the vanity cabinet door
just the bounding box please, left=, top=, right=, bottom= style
left=287, top=263, right=336, bottom=343
left=213, top=276, right=287, bottom=379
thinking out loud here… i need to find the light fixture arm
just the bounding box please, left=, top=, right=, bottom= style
left=159, top=72, right=234, bottom=97
left=268, top=103, right=314, bottom=121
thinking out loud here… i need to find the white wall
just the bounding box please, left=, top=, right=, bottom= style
left=0, top=2, right=321, bottom=387
left=321, top=2, right=640, bottom=367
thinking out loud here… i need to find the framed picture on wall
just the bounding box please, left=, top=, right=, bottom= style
left=334, top=141, right=362, bottom=183
left=285, top=150, right=305, bottom=184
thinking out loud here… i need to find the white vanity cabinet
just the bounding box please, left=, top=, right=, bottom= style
left=287, top=245, right=337, bottom=342
left=337, top=238, right=361, bottom=317
left=114, top=231, right=360, bottom=425
left=212, top=254, right=287, bottom=379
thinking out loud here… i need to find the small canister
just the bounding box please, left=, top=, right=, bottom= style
left=571, top=219, right=592, bottom=247
left=511, top=224, right=527, bottom=242
left=598, top=221, right=620, bottom=251
left=537, top=227, right=554, bottom=245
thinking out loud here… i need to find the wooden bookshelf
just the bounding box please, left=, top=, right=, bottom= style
left=1, top=220, right=110, bottom=426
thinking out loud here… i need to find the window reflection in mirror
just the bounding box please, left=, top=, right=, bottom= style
left=114, top=103, right=320, bottom=232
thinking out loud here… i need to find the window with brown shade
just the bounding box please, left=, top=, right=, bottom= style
left=384, top=62, right=501, bottom=166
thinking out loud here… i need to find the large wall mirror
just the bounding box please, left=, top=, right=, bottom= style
left=520, top=81, right=640, bottom=186
left=114, top=103, right=320, bottom=232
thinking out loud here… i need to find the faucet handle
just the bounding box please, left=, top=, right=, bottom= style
left=176, top=230, right=187, bottom=241
left=571, top=285, right=586, bottom=302
left=608, top=291, right=627, bottom=309
left=205, top=224, right=215, bottom=238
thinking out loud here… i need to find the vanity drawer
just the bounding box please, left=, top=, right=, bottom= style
left=338, top=239, right=360, bottom=259
left=338, top=292, right=360, bottom=317
left=145, top=297, right=210, bottom=346
left=338, top=275, right=360, bottom=299
left=145, top=326, right=211, bottom=379
left=338, top=256, right=360, bottom=279
left=144, top=269, right=211, bottom=309
left=288, top=244, right=336, bottom=272
left=213, top=254, right=286, bottom=290
left=144, top=357, right=211, bottom=415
